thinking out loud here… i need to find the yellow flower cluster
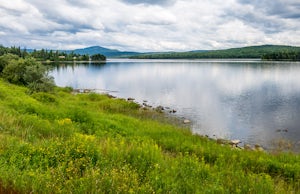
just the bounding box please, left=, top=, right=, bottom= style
left=74, top=133, right=96, bottom=142
left=57, top=118, right=72, bottom=125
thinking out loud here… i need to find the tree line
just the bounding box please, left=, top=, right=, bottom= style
left=130, top=45, right=300, bottom=60
left=0, top=45, right=106, bottom=61
left=0, top=45, right=106, bottom=94
left=262, top=50, right=300, bottom=61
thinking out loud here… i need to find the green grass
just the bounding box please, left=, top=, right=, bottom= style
left=0, top=79, right=300, bottom=193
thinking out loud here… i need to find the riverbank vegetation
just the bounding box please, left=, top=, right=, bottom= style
left=0, top=54, right=55, bottom=93
left=0, top=54, right=300, bottom=193
left=130, top=45, right=300, bottom=60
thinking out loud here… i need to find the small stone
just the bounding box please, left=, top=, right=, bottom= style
left=183, top=119, right=191, bottom=124
left=155, top=106, right=164, bottom=113
left=169, top=109, right=177, bottom=113
left=107, top=94, right=116, bottom=98
left=254, top=144, right=264, bottom=151
left=127, top=97, right=135, bottom=101
left=157, top=106, right=164, bottom=111
left=217, top=138, right=230, bottom=145
left=230, top=139, right=241, bottom=146
left=244, top=144, right=252, bottom=150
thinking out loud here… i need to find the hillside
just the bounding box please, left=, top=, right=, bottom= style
left=130, top=45, right=300, bottom=59
left=73, top=46, right=140, bottom=57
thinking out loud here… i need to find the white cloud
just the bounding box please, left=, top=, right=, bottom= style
left=0, top=0, right=299, bottom=51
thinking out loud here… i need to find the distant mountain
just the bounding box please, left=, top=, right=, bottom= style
left=130, top=45, right=300, bottom=59
left=72, top=46, right=140, bottom=58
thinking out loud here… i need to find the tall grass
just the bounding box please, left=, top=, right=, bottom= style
left=0, top=79, right=299, bottom=193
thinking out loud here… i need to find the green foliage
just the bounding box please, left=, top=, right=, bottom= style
left=262, top=50, right=300, bottom=61
left=31, top=92, right=57, bottom=103
left=130, top=45, right=300, bottom=60
left=0, top=53, right=19, bottom=72
left=90, top=53, right=106, bottom=61
left=0, top=45, right=27, bottom=58
left=0, top=56, right=55, bottom=93
left=0, top=80, right=300, bottom=193
left=0, top=45, right=106, bottom=62
left=2, top=58, right=27, bottom=84
left=30, top=49, right=105, bottom=62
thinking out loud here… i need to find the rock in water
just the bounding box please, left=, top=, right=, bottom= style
left=230, top=139, right=241, bottom=147
left=183, top=119, right=191, bottom=124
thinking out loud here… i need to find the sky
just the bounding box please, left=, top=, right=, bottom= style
left=0, top=0, right=299, bottom=52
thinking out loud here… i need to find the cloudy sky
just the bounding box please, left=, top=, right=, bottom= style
left=0, top=0, right=299, bottom=52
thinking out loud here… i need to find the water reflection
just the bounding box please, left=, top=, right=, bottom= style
left=51, top=59, right=300, bottom=151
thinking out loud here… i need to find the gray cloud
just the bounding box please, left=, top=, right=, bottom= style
left=238, top=0, right=300, bottom=19
left=0, top=0, right=299, bottom=51
left=224, top=0, right=300, bottom=35
left=121, top=0, right=174, bottom=5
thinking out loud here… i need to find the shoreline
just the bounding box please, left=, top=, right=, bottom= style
left=72, top=89, right=298, bottom=154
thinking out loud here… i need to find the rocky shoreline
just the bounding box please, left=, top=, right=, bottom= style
left=73, top=89, right=266, bottom=152
left=126, top=96, right=266, bottom=152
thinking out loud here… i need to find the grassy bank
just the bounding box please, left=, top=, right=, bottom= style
left=0, top=79, right=300, bottom=193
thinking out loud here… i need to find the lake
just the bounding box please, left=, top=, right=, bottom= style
left=50, top=59, right=300, bottom=151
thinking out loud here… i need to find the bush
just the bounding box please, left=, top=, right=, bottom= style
left=31, top=92, right=57, bottom=103
left=1, top=57, right=55, bottom=93
left=2, top=58, right=26, bottom=85
left=0, top=54, right=19, bottom=73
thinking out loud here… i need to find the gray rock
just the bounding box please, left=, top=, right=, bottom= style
left=244, top=144, right=252, bottom=150
left=230, top=139, right=241, bottom=147
left=217, top=138, right=230, bottom=145
left=183, top=119, right=191, bottom=124
left=155, top=106, right=164, bottom=113
left=254, top=144, right=264, bottom=151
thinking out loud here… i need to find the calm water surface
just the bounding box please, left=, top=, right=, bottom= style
left=51, top=59, right=300, bottom=151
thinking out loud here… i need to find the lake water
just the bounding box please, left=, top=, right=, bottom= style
left=51, top=59, right=300, bottom=151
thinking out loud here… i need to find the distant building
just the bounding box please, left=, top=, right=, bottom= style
left=58, top=56, right=65, bottom=59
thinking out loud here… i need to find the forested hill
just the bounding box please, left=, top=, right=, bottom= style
left=72, top=46, right=140, bottom=57
left=130, top=45, right=300, bottom=60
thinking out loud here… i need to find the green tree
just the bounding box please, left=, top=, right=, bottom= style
left=2, top=57, right=55, bottom=92
left=2, top=58, right=27, bottom=84
left=90, top=54, right=106, bottom=61
left=0, top=54, right=19, bottom=73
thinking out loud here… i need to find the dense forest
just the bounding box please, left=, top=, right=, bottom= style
left=130, top=45, right=300, bottom=60
left=0, top=45, right=106, bottom=61
left=262, top=50, right=300, bottom=61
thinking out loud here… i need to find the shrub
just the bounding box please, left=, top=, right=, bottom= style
left=0, top=54, right=19, bottom=73
left=31, top=92, right=56, bottom=103
left=1, top=57, right=55, bottom=93
left=2, top=58, right=26, bottom=85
